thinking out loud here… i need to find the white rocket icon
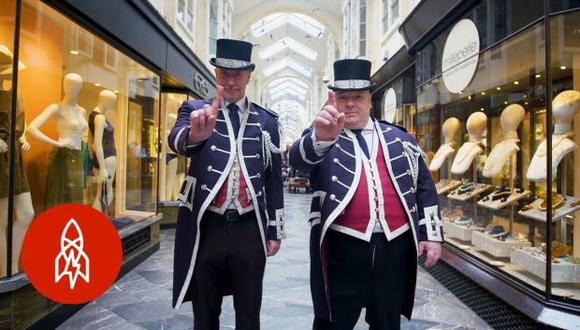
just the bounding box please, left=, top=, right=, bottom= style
left=55, top=218, right=90, bottom=289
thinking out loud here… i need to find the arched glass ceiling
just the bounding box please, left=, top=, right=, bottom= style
left=251, top=13, right=325, bottom=39
left=267, top=77, right=309, bottom=90
left=273, top=100, right=307, bottom=143
left=258, top=37, right=317, bottom=61
left=263, top=57, right=313, bottom=77
left=269, top=82, right=308, bottom=96
left=271, top=91, right=305, bottom=101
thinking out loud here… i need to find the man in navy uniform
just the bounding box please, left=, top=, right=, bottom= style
left=168, top=38, right=285, bottom=330
left=289, top=59, right=443, bottom=330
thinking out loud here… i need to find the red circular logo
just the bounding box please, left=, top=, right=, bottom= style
left=21, top=204, right=123, bottom=304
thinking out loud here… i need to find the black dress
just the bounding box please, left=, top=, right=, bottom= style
left=0, top=90, right=29, bottom=198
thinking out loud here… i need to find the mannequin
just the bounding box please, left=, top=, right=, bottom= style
left=28, top=73, right=88, bottom=209
left=451, top=111, right=487, bottom=175
left=89, top=90, right=117, bottom=213
left=429, top=117, right=460, bottom=171
left=527, top=90, right=580, bottom=182
left=0, top=62, right=35, bottom=276
left=165, top=113, right=178, bottom=200
left=483, top=104, right=525, bottom=177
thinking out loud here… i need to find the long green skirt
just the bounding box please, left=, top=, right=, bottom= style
left=44, top=147, right=84, bottom=210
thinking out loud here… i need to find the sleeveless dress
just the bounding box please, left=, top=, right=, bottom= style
left=88, top=111, right=116, bottom=169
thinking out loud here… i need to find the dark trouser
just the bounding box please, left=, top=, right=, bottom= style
left=314, top=230, right=414, bottom=330
left=191, top=211, right=266, bottom=330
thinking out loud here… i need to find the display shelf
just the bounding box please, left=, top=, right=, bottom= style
left=518, top=195, right=580, bottom=222
left=435, top=179, right=462, bottom=195
left=471, top=230, right=531, bottom=258
left=442, top=221, right=483, bottom=241
left=477, top=189, right=530, bottom=210
left=511, top=248, right=580, bottom=283
left=447, top=183, right=492, bottom=201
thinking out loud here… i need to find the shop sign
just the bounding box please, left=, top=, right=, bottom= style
left=382, top=88, right=397, bottom=122
left=441, top=19, right=480, bottom=94
left=194, top=72, right=210, bottom=97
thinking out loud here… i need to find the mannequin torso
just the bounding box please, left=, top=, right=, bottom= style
left=429, top=143, right=455, bottom=172
left=527, top=90, right=580, bottom=182
left=482, top=139, right=519, bottom=177
left=451, top=142, right=483, bottom=175
left=451, top=112, right=487, bottom=175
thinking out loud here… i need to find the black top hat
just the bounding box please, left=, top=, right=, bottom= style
left=327, top=59, right=374, bottom=92
left=210, top=38, right=255, bottom=71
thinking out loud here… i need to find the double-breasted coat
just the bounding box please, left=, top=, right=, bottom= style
left=289, top=119, right=443, bottom=321
left=167, top=99, right=285, bottom=310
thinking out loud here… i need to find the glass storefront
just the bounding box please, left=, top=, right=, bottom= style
left=380, top=70, right=416, bottom=135
left=0, top=0, right=18, bottom=279
left=414, top=0, right=580, bottom=310
left=547, top=7, right=580, bottom=304
left=159, top=92, right=189, bottom=202
left=0, top=0, right=161, bottom=278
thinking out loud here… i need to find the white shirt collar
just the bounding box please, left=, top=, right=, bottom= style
left=224, top=96, right=248, bottom=112
left=363, top=117, right=374, bottom=131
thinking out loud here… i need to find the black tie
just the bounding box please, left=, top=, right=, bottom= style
left=353, top=129, right=370, bottom=159
left=227, top=103, right=240, bottom=137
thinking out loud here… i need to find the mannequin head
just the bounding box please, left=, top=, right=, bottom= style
left=552, top=90, right=580, bottom=135
left=98, top=90, right=117, bottom=111
left=62, top=73, right=83, bottom=100
left=500, top=104, right=525, bottom=140
left=466, top=111, right=487, bottom=142
left=442, top=117, right=461, bottom=144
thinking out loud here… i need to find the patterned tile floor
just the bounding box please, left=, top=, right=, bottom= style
left=58, top=192, right=491, bottom=330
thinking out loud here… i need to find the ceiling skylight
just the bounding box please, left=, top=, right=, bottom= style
left=269, top=82, right=308, bottom=96
left=270, top=90, right=306, bottom=101
left=263, top=57, right=313, bottom=77
left=259, top=37, right=317, bottom=60
left=251, top=13, right=325, bottom=39
left=268, top=77, right=309, bottom=90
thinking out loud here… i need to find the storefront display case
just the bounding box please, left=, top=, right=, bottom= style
left=401, top=0, right=580, bottom=325
left=0, top=0, right=215, bottom=328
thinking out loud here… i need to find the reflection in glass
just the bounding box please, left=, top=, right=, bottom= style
left=160, top=93, right=188, bottom=202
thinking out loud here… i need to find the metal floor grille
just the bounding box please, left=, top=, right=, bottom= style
left=418, top=255, right=544, bottom=330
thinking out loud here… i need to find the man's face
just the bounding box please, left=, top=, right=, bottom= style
left=215, top=68, right=251, bottom=103
left=335, top=90, right=372, bottom=129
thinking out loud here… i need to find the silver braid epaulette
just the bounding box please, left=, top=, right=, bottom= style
left=401, top=141, right=426, bottom=187
left=262, top=125, right=285, bottom=169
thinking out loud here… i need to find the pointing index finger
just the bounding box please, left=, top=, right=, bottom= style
left=211, top=85, right=224, bottom=114
left=327, top=90, right=336, bottom=108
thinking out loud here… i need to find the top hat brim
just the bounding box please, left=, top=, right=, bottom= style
left=210, top=58, right=255, bottom=71
left=327, top=83, right=375, bottom=92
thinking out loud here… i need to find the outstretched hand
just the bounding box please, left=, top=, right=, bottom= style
left=313, top=91, right=345, bottom=141
left=188, top=85, right=224, bottom=144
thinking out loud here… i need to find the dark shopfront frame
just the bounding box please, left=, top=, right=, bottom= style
left=1, top=0, right=215, bottom=328
left=371, top=46, right=416, bottom=123
left=400, top=0, right=580, bottom=325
